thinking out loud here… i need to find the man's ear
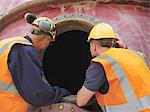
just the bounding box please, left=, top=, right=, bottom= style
left=91, top=42, right=96, bottom=51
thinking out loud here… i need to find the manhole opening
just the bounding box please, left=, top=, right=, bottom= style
left=43, top=30, right=92, bottom=94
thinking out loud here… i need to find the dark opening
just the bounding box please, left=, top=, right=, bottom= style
left=43, top=30, right=92, bottom=94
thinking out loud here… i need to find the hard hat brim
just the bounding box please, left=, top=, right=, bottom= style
left=87, top=36, right=117, bottom=42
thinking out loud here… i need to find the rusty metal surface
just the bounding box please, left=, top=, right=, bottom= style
left=34, top=102, right=92, bottom=112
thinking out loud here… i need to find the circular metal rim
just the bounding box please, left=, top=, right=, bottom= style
left=53, top=13, right=100, bottom=36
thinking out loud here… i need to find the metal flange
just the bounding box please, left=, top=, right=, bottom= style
left=53, top=13, right=100, bottom=36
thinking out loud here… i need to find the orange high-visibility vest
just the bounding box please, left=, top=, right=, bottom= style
left=92, top=48, right=150, bottom=112
left=0, top=37, right=33, bottom=112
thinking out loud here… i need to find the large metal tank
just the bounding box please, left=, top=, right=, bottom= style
left=0, top=0, right=149, bottom=112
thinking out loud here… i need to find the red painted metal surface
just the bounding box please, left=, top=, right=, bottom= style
left=0, top=0, right=149, bottom=66
left=0, top=1, right=149, bottom=112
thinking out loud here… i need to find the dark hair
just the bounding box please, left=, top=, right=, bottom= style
left=95, top=38, right=116, bottom=48
left=31, top=29, right=54, bottom=40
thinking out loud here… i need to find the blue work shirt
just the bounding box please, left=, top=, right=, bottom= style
left=8, top=36, right=71, bottom=107
left=84, top=62, right=109, bottom=94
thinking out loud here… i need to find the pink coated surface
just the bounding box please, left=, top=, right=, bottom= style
left=0, top=0, right=33, bottom=15
left=0, top=1, right=150, bottom=66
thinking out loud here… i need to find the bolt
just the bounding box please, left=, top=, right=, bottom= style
left=71, top=107, right=75, bottom=112
left=59, top=104, right=64, bottom=110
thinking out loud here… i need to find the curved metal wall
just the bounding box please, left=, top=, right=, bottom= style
left=0, top=0, right=149, bottom=64
left=0, top=0, right=149, bottom=111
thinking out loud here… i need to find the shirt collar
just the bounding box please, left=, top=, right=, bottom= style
left=24, top=36, right=33, bottom=43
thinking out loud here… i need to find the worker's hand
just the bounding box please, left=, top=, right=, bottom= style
left=61, top=95, right=77, bottom=103
left=115, top=34, right=127, bottom=49
left=83, top=96, right=97, bottom=107
left=61, top=95, right=96, bottom=107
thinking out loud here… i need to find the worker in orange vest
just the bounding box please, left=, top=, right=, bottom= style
left=0, top=13, right=71, bottom=112
left=77, top=23, right=150, bottom=112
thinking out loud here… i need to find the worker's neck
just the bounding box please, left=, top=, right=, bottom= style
left=28, top=34, right=41, bottom=49
left=97, top=47, right=109, bottom=55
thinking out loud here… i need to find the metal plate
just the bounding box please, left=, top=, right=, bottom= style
left=33, top=102, right=91, bottom=112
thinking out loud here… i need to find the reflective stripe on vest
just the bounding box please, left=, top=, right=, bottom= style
left=95, top=55, right=150, bottom=112
left=0, top=39, right=31, bottom=56
left=0, top=38, right=32, bottom=94
left=0, top=82, right=18, bottom=94
left=104, top=95, right=150, bottom=112
left=128, top=48, right=146, bottom=64
left=0, top=37, right=32, bottom=112
left=128, top=48, right=150, bottom=70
